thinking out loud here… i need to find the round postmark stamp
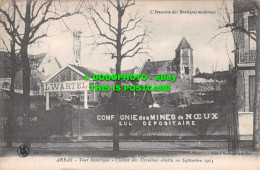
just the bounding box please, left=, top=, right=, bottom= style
left=17, top=145, right=29, bottom=158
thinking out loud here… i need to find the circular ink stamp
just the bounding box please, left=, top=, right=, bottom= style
left=17, top=145, right=29, bottom=157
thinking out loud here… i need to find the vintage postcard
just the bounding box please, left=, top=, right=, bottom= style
left=0, top=0, right=259, bottom=169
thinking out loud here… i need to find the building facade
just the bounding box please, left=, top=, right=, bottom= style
left=234, top=0, right=257, bottom=113
left=234, top=0, right=258, bottom=140
left=0, top=51, right=62, bottom=95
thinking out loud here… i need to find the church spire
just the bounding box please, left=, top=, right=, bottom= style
left=174, top=36, right=193, bottom=85
left=176, top=37, right=192, bottom=51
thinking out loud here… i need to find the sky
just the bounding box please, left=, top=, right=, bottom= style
left=1, top=0, right=235, bottom=73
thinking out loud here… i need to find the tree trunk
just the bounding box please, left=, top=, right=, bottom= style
left=19, top=0, right=32, bottom=148
left=113, top=2, right=123, bottom=152
left=252, top=3, right=260, bottom=151
left=113, top=58, right=122, bottom=151
left=232, top=43, right=239, bottom=152
left=6, top=40, right=16, bottom=148
left=21, top=43, right=31, bottom=148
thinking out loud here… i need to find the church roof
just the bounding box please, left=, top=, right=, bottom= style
left=110, top=67, right=140, bottom=75
left=140, top=60, right=173, bottom=75
left=176, top=37, right=192, bottom=50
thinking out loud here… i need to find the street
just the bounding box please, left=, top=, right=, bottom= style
left=0, top=140, right=253, bottom=157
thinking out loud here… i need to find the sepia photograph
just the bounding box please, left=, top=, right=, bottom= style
left=0, top=0, right=259, bottom=169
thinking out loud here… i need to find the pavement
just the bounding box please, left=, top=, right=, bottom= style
left=0, top=141, right=254, bottom=157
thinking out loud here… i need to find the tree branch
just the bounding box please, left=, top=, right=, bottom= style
left=90, top=16, right=117, bottom=42
left=31, top=0, right=50, bottom=21
left=123, top=47, right=143, bottom=58
left=122, top=0, right=135, bottom=12
left=90, top=5, right=117, bottom=35
left=122, top=31, right=146, bottom=46
left=122, top=12, right=136, bottom=29
left=103, top=5, right=118, bottom=34
left=108, top=0, right=117, bottom=9
left=95, top=41, right=116, bottom=48
left=30, top=10, right=78, bottom=41
left=207, top=30, right=230, bottom=45
left=122, top=15, right=143, bottom=34
left=232, top=25, right=256, bottom=41
left=0, top=8, right=14, bottom=27
left=0, top=38, right=10, bottom=53
left=29, top=34, right=47, bottom=44
left=12, top=0, right=25, bottom=21
left=122, top=36, right=144, bottom=57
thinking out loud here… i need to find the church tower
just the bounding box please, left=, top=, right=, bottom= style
left=73, top=31, right=82, bottom=66
left=174, top=37, right=193, bottom=82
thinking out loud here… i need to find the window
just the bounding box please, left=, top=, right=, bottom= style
left=248, top=15, right=256, bottom=51
left=249, top=30, right=256, bottom=51
left=60, top=72, right=65, bottom=81
left=184, top=67, right=189, bottom=75
left=65, top=68, right=71, bottom=81
left=73, top=72, right=78, bottom=80
left=54, top=76, right=59, bottom=82
left=167, top=64, right=172, bottom=71
left=248, top=16, right=256, bottom=31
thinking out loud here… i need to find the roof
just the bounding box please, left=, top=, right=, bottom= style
left=45, top=64, right=109, bottom=82
left=28, top=53, right=47, bottom=67
left=0, top=51, right=61, bottom=79
left=28, top=53, right=46, bottom=59
left=110, top=67, right=140, bottom=75
left=69, top=64, right=108, bottom=76
left=191, top=81, right=224, bottom=92
left=140, top=60, right=172, bottom=75
left=29, top=53, right=62, bottom=69
left=176, top=37, right=192, bottom=50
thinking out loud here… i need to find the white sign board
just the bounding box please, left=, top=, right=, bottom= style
left=43, top=80, right=89, bottom=92
left=238, top=112, right=253, bottom=140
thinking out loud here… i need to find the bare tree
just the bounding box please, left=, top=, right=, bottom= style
left=0, top=0, right=82, bottom=147
left=0, top=0, right=22, bottom=148
left=210, top=0, right=239, bottom=153
left=82, top=0, right=151, bottom=151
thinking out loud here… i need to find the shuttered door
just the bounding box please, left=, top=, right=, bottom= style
left=249, top=76, right=255, bottom=112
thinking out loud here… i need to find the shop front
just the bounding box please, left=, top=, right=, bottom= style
left=42, top=64, right=107, bottom=110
